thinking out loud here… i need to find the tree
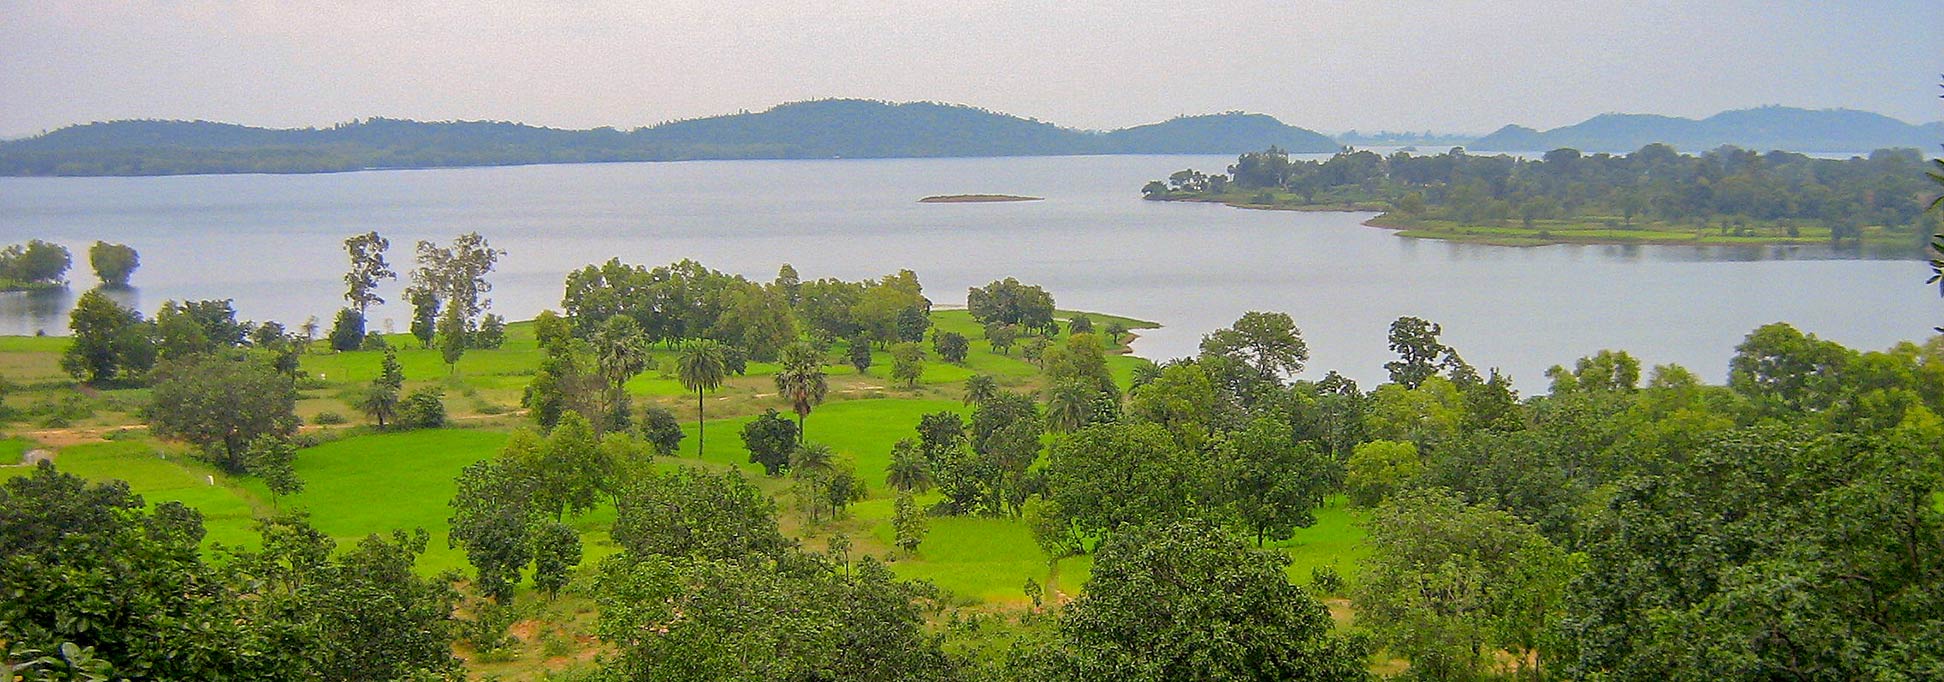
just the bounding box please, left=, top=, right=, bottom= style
left=1017, top=519, right=1371, bottom=681
left=447, top=456, right=534, bottom=604
left=891, top=341, right=925, bottom=387
left=774, top=342, right=829, bottom=441
left=359, top=347, right=404, bottom=428
left=1042, top=332, right=1116, bottom=396
left=1728, top=322, right=1852, bottom=414
left=933, top=330, right=970, bottom=364
left=408, top=232, right=503, bottom=332
left=529, top=519, right=582, bottom=601
left=60, top=289, right=153, bottom=385
left=0, top=240, right=70, bottom=286
left=592, top=315, right=649, bottom=432
left=1345, top=439, right=1420, bottom=507
left=892, top=491, right=928, bottom=556
left=791, top=443, right=864, bottom=523
left=1357, top=489, right=1572, bottom=680
left=1200, top=310, right=1309, bottom=382
left=967, top=277, right=1056, bottom=332
left=847, top=335, right=873, bottom=374
left=341, top=231, right=394, bottom=316
left=638, top=405, right=686, bottom=456
left=885, top=438, right=931, bottom=492
left=1043, top=379, right=1097, bottom=434
left=532, top=412, right=609, bottom=520
left=248, top=436, right=304, bottom=504
left=147, top=353, right=299, bottom=475
left=474, top=313, right=507, bottom=349
left=397, top=387, right=446, bottom=429
left=676, top=339, right=728, bottom=457
left=741, top=409, right=799, bottom=476
left=611, top=466, right=789, bottom=562
left=1042, top=423, right=1199, bottom=538
left=1219, top=418, right=1329, bottom=546
left=963, top=374, right=999, bottom=406
left=1067, top=313, right=1094, bottom=335
left=87, top=241, right=138, bottom=287
left=985, top=322, right=1019, bottom=354
left=408, top=287, right=439, bottom=348
left=328, top=307, right=364, bottom=352
left=436, top=304, right=467, bottom=372
left=1386, top=316, right=1454, bottom=389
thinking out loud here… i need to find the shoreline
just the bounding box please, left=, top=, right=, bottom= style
left=1152, top=196, right=1923, bottom=254
left=919, top=194, right=1043, bottom=203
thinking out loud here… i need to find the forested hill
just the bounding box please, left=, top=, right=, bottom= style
left=0, top=100, right=1340, bottom=176
left=1471, top=106, right=1944, bottom=153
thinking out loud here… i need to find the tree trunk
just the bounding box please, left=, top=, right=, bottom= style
left=696, top=388, right=705, bottom=456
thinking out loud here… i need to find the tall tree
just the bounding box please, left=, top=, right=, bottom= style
left=341, top=231, right=395, bottom=316
left=408, top=232, right=503, bottom=333
left=1043, top=379, right=1096, bottom=434
left=773, top=342, right=829, bottom=441
left=676, top=339, right=727, bottom=457
left=1200, top=310, right=1309, bottom=382
left=592, top=315, right=649, bottom=432
left=891, top=342, right=926, bottom=387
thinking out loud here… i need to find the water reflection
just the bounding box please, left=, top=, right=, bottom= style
left=0, top=286, right=139, bottom=336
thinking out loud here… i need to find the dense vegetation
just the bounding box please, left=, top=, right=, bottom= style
left=0, top=100, right=1336, bottom=176
left=1147, top=144, right=1942, bottom=249
left=5, top=210, right=1944, bottom=678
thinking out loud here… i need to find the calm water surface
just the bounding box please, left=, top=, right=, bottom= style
left=1, top=155, right=1936, bottom=389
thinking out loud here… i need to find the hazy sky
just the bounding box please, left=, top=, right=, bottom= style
left=3, top=1, right=1940, bottom=138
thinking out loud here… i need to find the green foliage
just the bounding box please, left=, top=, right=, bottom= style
left=611, top=466, right=789, bottom=563
left=86, top=241, right=138, bottom=287
left=145, top=352, right=299, bottom=474
left=891, top=341, right=925, bottom=387
left=0, top=240, right=70, bottom=288
left=328, top=307, right=365, bottom=352
left=677, top=338, right=728, bottom=456
left=1043, top=422, right=1201, bottom=538
left=60, top=289, right=153, bottom=385
left=933, top=330, right=970, bottom=364
left=529, top=519, right=582, bottom=600
left=1013, top=519, right=1371, bottom=681
left=637, top=404, right=685, bottom=456
left=893, top=491, right=929, bottom=555
left=847, top=335, right=873, bottom=374
left=740, top=408, right=799, bottom=476
left=447, top=449, right=536, bottom=604
left=1344, top=439, right=1420, bottom=507
left=397, top=387, right=447, bottom=429
left=791, top=443, right=865, bottom=523
left=594, top=552, right=953, bottom=681
left=967, top=277, right=1056, bottom=333
left=774, top=341, right=829, bottom=439
left=1217, top=418, right=1329, bottom=546
left=1356, top=489, right=1572, bottom=680
left=884, top=437, right=931, bottom=493
left=341, top=230, right=395, bottom=315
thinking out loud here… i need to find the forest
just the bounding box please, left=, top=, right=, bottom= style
left=1146, top=144, right=1942, bottom=250
left=3, top=223, right=1942, bottom=680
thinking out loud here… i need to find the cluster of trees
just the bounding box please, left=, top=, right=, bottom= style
left=1, top=465, right=463, bottom=680
left=329, top=231, right=507, bottom=362
left=1147, top=144, right=1943, bottom=245
left=561, top=259, right=931, bottom=359
left=0, top=240, right=139, bottom=290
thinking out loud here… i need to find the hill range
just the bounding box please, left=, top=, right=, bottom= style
left=0, top=99, right=1935, bottom=177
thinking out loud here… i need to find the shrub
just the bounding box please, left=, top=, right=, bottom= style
left=1310, top=565, right=1344, bottom=595
left=397, top=388, right=447, bottom=429
left=312, top=411, right=347, bottom=425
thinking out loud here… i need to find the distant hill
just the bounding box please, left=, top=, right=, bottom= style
left=0, top=100, right=1339, bottom=176
left=1470, top=106, right=1942, bottom=153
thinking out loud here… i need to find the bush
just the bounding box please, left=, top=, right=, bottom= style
left=312, top=411, right=347, bottom=425
left=361, top=332, right=390, bottom=351
left=397, top=388, right=447, bottom=429
left=1310, top=565, right=1344, bottom=595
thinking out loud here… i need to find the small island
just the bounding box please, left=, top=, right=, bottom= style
left=1143, top=146, right=1939, bottom=251
left=919, top=194, right=1044, bottom=203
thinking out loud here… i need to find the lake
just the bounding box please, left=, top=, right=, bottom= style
left=1, top=154, right=1938, bottom=389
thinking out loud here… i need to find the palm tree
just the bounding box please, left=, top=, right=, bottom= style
left=773, top=342, right=828, bottom=442
left=963, top=374, right=998, bottom=407
left=1044, top=380, right=1094, bottom=434
left=593, top=316, right=649, bottom=429
left=676, top=339, right=727, bottom=456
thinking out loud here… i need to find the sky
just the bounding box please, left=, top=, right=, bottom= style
left=2, top=1, right=1940, bottom=139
